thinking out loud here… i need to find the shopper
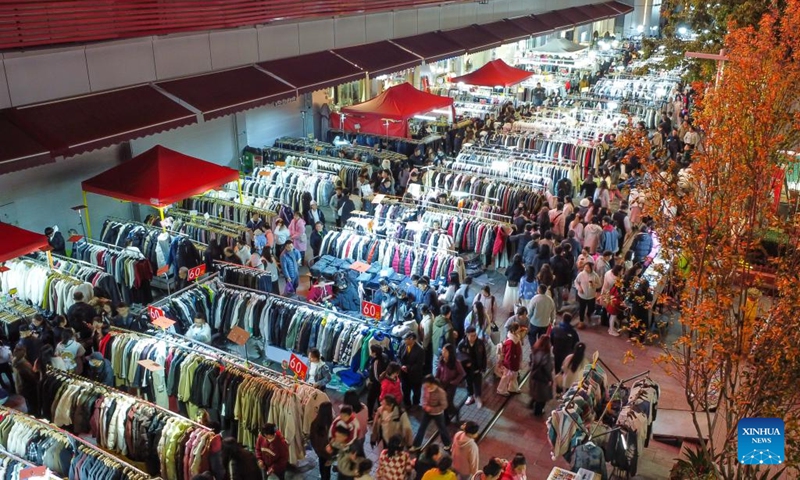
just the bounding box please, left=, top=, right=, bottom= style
left=186, top=314, right=212, bottom=344
left=435, top=344, right=466, bottom=422
left=557, top=342, right=588, bottom=392
left=496, top=323, right=524, bottom=397
left=421, top=457, right=457, bottom=480
left=457, top=326, right=487, bottom=408
left=10, top=347, right=38, bottom=415
left=261, top=251, right=280, bottom=294
left=499, top=454, right=526, bottom=480
left=16, top=325, right=42, bottom=364
left=222, top=247, right=242, bottom=265
left=412, top=375, right=451, bottom=450
left=414, top=444, right=444, bottom=480
left=464, top=302, right=491, bottom=342
left=551, top=314, right=580, bottom=374
left=86, top=351, right=114, bottom=386
left=310, top=402, right=334, bottom=480
left=528, top=335, right=554, bottom=416
left=289, top=210, right=307, bottom=265
left=235, top=238, right=251, bottom=265
left=450, top=294, right=469, bottom=342
left=380, top=362, right=403, bottom=405
left=376, top=435, right=413, bottom=480
left=452, top=422, right=480, bottom=479
left=574, top=261, right=601, bottom=328
left=550, top=246, right=572, bottom=314
left=399, top=333, right=425, bottom=407
left=518, top=267, right=538, bottom=305
left=44, top=226, right=66, bottom=256
left=431, top=305, right=456, bottom=373
left=343, top=389, right=369, bottom=444
left=280, top=240, right=301, bottom=293
left=502, top=255, right=525, bottom=315
left=356, top=459, right=374, bottom=480
left=55, top=329, right=85, bottom=374
left=274, top=219, right=290, bottom=257
left=308, top=348, right=332, bottom=389
left=419, top=305, right=434, bottom=373
left=471, top=459, right=505, bottom=480
left=222, top=437, right=261, bottom=480
left=255, top=423, right=289, bottom=480
left=371, top=394, right=413, bottom=448
left=527, top=284, right=555, bottom=344
left=335, top=444, right=363, bottom=480
left=310, top=222, right=325, bottom=259
left=472, top=286, right=496, bottom=328
left=366, top=344, right=389, bottom=421
left=330, top=405, right=360, bottom=448
left=305, top=200, right=326, bottom=226
left=66, top=291, right=94, bottom=339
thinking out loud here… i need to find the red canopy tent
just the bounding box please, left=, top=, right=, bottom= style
left=450, top=59, right=533, bottom=87
left=330, top=83, right=454, bottom=138
left=81, top=145, right=240, bottom=237
left=0, top=223, right=49, bottom=263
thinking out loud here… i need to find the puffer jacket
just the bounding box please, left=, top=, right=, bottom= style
left=502, top=332, right=522, bottom=372
left=422, top=384, right=448, bottom=416
left=372, top=405, right=414, bottom=447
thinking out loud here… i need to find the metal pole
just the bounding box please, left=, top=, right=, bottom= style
left=81, top=191, right=92, bottom=238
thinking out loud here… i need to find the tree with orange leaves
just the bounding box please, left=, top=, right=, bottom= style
left=616, top=0, right=800, bottom=477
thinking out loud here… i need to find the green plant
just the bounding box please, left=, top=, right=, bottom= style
left=670, top=446, right=717, bottom=480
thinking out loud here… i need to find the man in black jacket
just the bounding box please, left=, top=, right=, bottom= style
left=417, top=278, right=440, bottom=316
left=457, top=326, right=487, bottom=408
left=304, top=201, right=326, bottom=227
left=338, top=189, right=356, bottom=226
left=399, top=333, right=425, bottom=407
left=550, top=246, right=572, bottom=313
left=66, top=292, right=95, bottom=339
left=45, top=227, right=66, bottom=256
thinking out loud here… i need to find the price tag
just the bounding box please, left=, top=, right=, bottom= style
left=275, top=161, right=286, bottom=167
left=152, top=316, right=176, bottom=330
left=0, top=266, right=9, bottom=273
left=372, top=194, right=386, bottom=204
left=227, top=326, right=251, bottom=346
left=361, top=300, right=382, bottom=320
left=156, top=265, right=169, bottom=276
left=67, top=234, right=84, bottom=243
left=289, top=353, right=308, bottom=380
left=8, top=288, right=17, bottom=296
left=19, top=466, right=47, bottom=479
left=137, top=359, right=164, bottom=371
left=187, top=264, right=206, bottom=281
left=349, top=261, right=370, bottom=273
left=39, top=245, right=53, bottom=252
left=258, top=170, right=272, bottom=177
left=147, top=305, right=165, bottom=321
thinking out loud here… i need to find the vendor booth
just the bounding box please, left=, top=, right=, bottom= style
left=330, top=82, right=454, bottom=138
left=0, top=222, right=49, bottom=263
left=80, top=145, right=241, bottom=238
left=451, top=59, right=534, bottom=88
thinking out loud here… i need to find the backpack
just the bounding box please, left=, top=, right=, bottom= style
left=493, top=340, right=505, bottom=377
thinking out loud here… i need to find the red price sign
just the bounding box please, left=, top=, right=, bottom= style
left=361, top=301, right=382, bottom=320
left=187, top=264, right=206, bottom=281
left=148, top=305, right=165, bottom=321
left=289, top=353, right=308, bottom=380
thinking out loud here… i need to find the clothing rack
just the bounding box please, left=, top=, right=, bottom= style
left=105, top=215, right=205, bottom=247
left=0, top=406, right=151, bottom=479
left=147, top=328, right=301, bottom=389
left=380, top=195, right=511, bottom=225
left=47, top=251, right=106, bottom=272
left=47, top=366, right=210, bottom=431
left=268, top=147, right=370, bottom=170
left=147, top=272, right=219, bottom=308
left=221, top=280, right=372, bottom=327
left=183, top=194, right=278, bottom=221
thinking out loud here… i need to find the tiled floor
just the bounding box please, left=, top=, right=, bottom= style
left=247, top=264, right=686, bottom=479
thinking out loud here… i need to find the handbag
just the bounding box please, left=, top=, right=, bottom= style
left=283, top=281, right=296, bottom=296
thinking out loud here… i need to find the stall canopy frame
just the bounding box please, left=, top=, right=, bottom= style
left=80, top=145, right=241, bottom=237
left=334, top=82, right=454, bottom=138
left=0, top=223, right=50, bottom=264
left=450, top=59, right=534, bottom=88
